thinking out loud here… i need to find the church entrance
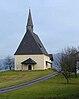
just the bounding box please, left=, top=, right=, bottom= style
left=28, top=65, right=32, bottom=70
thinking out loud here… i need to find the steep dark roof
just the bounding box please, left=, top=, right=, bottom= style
left=14, top=9, right=48, bottom=55
left=27, top=9, right=33, bottom=27
left=21, top=58, right=37, bottom=65
left=14, top=30, right=48, bottom=55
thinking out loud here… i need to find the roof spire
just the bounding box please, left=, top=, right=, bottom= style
left=26, top=9, right=33, bottom=32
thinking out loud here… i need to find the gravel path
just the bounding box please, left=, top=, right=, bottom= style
left=0, top=72, right=58, bottom=93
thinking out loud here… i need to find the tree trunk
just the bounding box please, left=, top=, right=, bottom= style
left=62, top=73, right=69, bottom=84
left=75, top=65, right=77, bottom=77
left=66, top=78, right=69, bottom=84
left=75, top=71, right=77, bottom=77
left=9, top=66, right=11, bottom=70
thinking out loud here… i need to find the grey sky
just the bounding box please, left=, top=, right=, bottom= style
left=0, top=0, right=79, bottom=59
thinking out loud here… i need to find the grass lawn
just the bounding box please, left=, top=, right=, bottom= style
left=0, top=70, right=54, bottom=88
left=0, top=71, right=79, bottom=99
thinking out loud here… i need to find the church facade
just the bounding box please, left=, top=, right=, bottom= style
left=14, top=9, right=53, bottom=70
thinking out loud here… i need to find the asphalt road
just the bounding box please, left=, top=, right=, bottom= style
left=0, top=72, right=58, bottom=93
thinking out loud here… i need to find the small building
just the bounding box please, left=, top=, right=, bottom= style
left=14, top=9, right=53, bottom=70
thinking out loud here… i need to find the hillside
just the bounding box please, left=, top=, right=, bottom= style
left=0, top=71, right=79, bottom=99
left=52, top=53, right=61, bottom=71
left=0, top=70, right=53, bottom=88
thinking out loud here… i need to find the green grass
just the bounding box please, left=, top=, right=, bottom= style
left=0, top=70, right=53, bottom=88
left=0, top=71, right=79, bottom=99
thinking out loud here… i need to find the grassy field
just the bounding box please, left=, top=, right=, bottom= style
left=0, top=71, right=79, bottom=99
left=0, top=70, right=53, bottom=88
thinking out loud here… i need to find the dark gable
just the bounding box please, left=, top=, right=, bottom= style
left=21, top=58, right=37, bottom=65
left=14, top=30, right=48, bottom=55
left=14, top=9, right=48, bottom=56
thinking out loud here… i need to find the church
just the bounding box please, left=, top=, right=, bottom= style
left=14, top=9, right=53, bottom=70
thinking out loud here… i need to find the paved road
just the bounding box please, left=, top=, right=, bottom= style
left=0, top=72, right=58, bottom=93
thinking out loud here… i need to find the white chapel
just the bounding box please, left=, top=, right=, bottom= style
left=14, top=9, right=53, bottom=70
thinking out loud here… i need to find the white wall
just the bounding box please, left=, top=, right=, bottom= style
left=14, top=54, right=52, bottom=70
left=44, top=55, right=52, bottom=69
left=15, top=55, right=44, bottom=70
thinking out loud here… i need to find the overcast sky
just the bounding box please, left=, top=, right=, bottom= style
left=0, top=0, right=79, bottom=59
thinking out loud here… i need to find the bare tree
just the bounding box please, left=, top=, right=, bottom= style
left=4, top=56, right=14, bottom=70
left=55, top=47, right=78, bottom=83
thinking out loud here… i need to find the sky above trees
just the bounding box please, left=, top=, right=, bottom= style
left=0, top=0, right=79, bottom=58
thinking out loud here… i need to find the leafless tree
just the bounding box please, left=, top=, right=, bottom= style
left=4, top=56, right=14, bottom=70
left=55, top=47, right=78, bottom=83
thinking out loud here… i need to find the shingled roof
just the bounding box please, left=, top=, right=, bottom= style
left=14, top=9, right=48, bottom=55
